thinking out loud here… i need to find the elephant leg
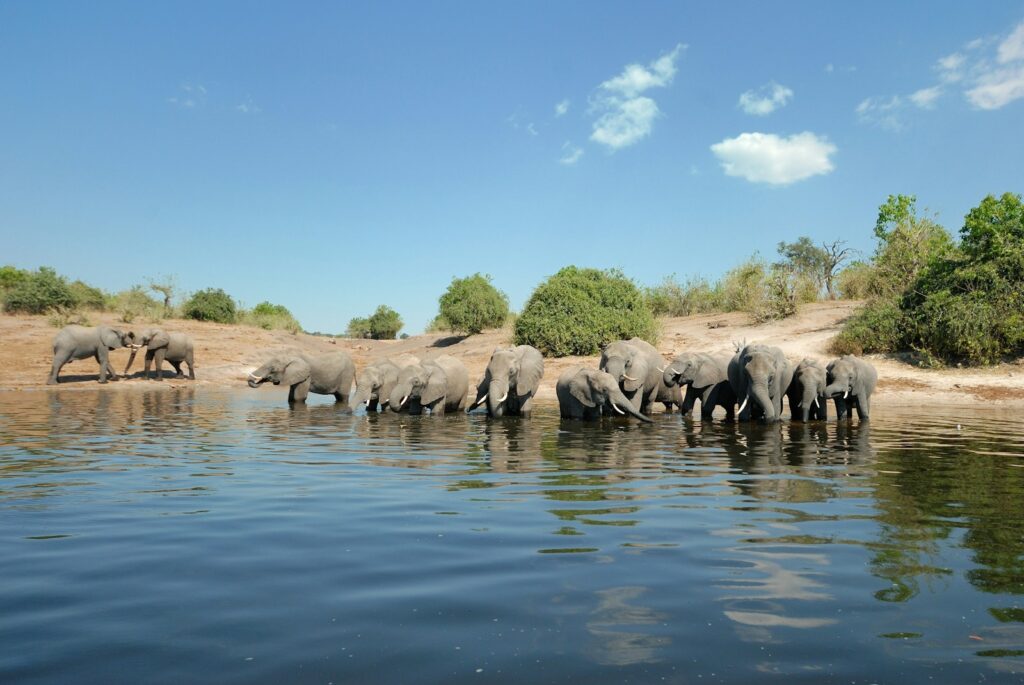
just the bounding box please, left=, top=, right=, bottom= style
left=681, top=386, right=696, bottom=418
left=367, top=398, right=379, bottom=412
left=818, top=398, right=828, bottom=421
left=333, top=391, right=352, bottom=412
left=170, top=360, right=184, bottom=378
left=288, top=379, right=311, bottom=404
left=143, top=350, right=154, bottom=380
left=96, top=349, right=110, bottom=383
left=185, top=350, right=196, bottom=380
left=834, top=397, right=848, bottom=420
left=855, top=395, right=870, bottom=420
left=48, top=350, right=73, bottom=384
left=520, top=393, right=535, bottom=417
left=700, top=386, right=715, bottom=421
left=153, top=349, right=166, bottom=381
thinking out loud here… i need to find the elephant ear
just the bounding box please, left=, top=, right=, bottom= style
left=421, top=365, right=448, bottom=405
left=516, top=354, right=543, bottom=398
left=622, top=357, right=647, bottom=393
left=99, top=327, right=123, bottom=349
left=692, top=359, right=720, bottom=389
left=569, top=371, right=596, bottom=408
left=149, top=330, right=171, bottom=349
left=280, top=358, right=312, bottom=387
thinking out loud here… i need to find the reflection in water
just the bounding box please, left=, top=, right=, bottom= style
left=1, top=391, right=1024, bottom=682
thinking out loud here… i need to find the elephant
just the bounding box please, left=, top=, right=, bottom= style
left=824, top=355, right=877, bottom=420
left=728, top=344, right=794, bottom=422
left=388, top=355, right=468, bottom=415
left=787, top=358, right=828, bottom=422
left=599, top=338, right=665, bottom=413
left=662, top=352, right=735, bottom=420
left=248, top=350, right=355, bottom=406
left=48, top=325, right=138, bottom=384
left=556, top=367, right=653, bottom=422
left=350, top=354, right=420, bottom=412
left=123, top=328, right=195, bottom=381
left=467, top=345, right=544, bottom=417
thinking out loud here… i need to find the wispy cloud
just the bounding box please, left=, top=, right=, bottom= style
left=856, top=95, right=906, bottom=130
left=589, top=44, right=686, bottom=150
left=738, top=81, right=793, bottom=116
left=559, top=141, right=584, bottom=165
left=554, top=99, right=570, bottom=117
left=909, top=86, right=942, bottom=109
left=506, top=107, right=539, bottom=136
left=710, top=132, right=836, bottom=185
left=236, top=98, right=261, bottom=114
left=167, top=82, right=206, bottom=109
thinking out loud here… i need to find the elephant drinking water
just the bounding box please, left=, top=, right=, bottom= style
left=350, top=354, right=419, bottom=412
left=388, top=355, right=468, bottom=416
left=467, top=345, right=544, bottom=417
left=248, top=351, right=355, bottom=406
left=556, top=367, right=653, bottom=422
left=599, top=338, right=665, bottom=414
left=786, top=358, right=828, bottom=422
left=662, top=352, right=735, bottom=420
left=728, top=344, right=794, bottom=422
left=824, top=355, right=877, bottom=420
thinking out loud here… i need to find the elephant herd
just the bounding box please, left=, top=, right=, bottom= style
left=47, top=325, right=876, bottom=423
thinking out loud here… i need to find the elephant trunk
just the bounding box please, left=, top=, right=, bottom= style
left=609, top=390, right=653, bottom=423
left=824, top=381, right=848, bottom=398
left=388, top=383, right=413, bottom=412
left=800, top=386, right=818, bottom=420
left=751, top=382, right=776, bottom=421
left=488, top=381, right=509, bottom=417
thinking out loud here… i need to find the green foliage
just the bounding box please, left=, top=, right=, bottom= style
left=513, top=266, right=657, bottom=357
left=346, top=317, right=371, bottom=339
left=425, top=314, right=451, bottom=333
left=750, top=267, right=802, bottom=323
left=874, top=194, right=919, bottom=240
left=717, top=257, right=769, bottom=312
left=960, top=192, right=1024, bottom=262
left=869, top=198, right=955, bottom=299
left=239, top=301, right=301, bottom=333
left=644, top=275, right=722, bottom=317
left=108, top=286, right=163, bottom=323
left=828, top=299, right=906, bottom=356
left=0, top=265, right=29, bottom=291
left=47, top=306, right=92, bottom=328
left=2, top=267, right=77, bottom=314
left=68, top=280, right=107, bottom=310
left=148, top=275, right=178, bottom=314
left=346, top=305, right=404, bottom=339
left=835, top=261, right=875, bottom=299
left=437, top=273, right=510, bottom=335
left=183, top=288, right=237, bottom=324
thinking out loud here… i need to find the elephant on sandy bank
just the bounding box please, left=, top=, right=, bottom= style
left=48, top=325, right=138, bottom=384
left=599, top=338, right=665, bottom=413
left=728, top=344, right=794, bottom=422
left=388, top=355, right=468, bottom=416
left=248, top=351, right=355, bottom=406
left=556, top=367, right=653, bottom=422
left=467, top=345, right=544, bottom=417
left=825, top=355, right=877, bottom=420
left=662, top=352, right=735, bottom=420
left=350, top=354, right=420, bottom=412
left=124, top=328, right=195, bottom=381
left=787, top=358, right=827, bottom=422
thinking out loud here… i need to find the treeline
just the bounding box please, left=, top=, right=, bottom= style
left=0, top=268, right=301, bottom=333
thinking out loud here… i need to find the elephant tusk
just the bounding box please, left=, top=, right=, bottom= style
left=496, top=391, right=508, bottom=403
left=470, top=396, right=485, bottom=409
left=813, top=396, right=819, bottom=408
left=622, top=374, right=638, bottom=382
left=738, top=394, right=749, bottom=414
left=611, top=403, right=626, bottom=415
left=248, top=374, right=262, bottom=381
left=656, top=366, right=665, bottom=373
left=365, top=399, right=371, bottom=407
left=399, top=395, right=408, bottom=408
left=843, top=390, right=849, bottom=399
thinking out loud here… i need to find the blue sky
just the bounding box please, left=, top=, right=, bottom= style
left=2, top=2, right=1023, bottom=334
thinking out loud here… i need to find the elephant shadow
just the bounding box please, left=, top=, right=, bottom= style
left=49, top=373, right=118, bottom=384
left=123, top=369, right=182, bottom=380
left=431, top=335, right=469, bottom=348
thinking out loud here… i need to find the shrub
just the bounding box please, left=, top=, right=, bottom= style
left=437, top=273, right=510, bottom=335
left=425, top=314, right=450, bottom=333
left=827, top=299, right=906, bottom=356
left=48, top=306, right=91, bottom=328
left=346, top=317, right=371, bottom=339
left=717, top=257, right=768, bottom=313
left=366, top=305, right=403, bottom=339
left=3, top=267, right=77, bottom=314
left=835, top=261, right=875, bottom=299
left=749, top=267, right=800, bottom=323
left=239, top=301, right=301, bottom=333
left=0, top=265, right=29, bottom=292
left=513, top=266, right=657, bottom=357
left=183, top=288, right=237, bottom=323
left=107, top=286, right=163, bottom=323
left=68, top=280, right=107, bottom=310
left=644, top=275, right=722, bottom=317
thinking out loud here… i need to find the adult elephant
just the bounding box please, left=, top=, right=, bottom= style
left=350, top=354, right=419, bottom=412
left=248, top=351, right=355, bottom=406
left=728, top=344, right=794, bottom=422
left=786, top=358, right=827, bottom=422
left=663, top=352, right=735, bottom=420
left=599, top=338, right=664, bottom=413
left=824, top=355, right=877, bottom=420
left=556, top=367, right=653, bottom=422
left=467, top=345, right=544, bottom=417
left=48, top=325, right=137, bottom=384
left=388, top=355, right=468, bottom=416
left=124, top=328, right=196, bottom=381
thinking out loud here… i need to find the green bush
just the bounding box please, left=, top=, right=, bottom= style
left=437, top=273, right=510, bottom=335
left=108, top=286, right=163, bottom=323
left=717, top=257, right=768, bottom=313
left=346, top=305, right=403, bottom=339
left=69, top=280, right=107, bottom=311
left=750, top=267, right=801, bottom=323
left=513, top=266, right=657, bottom=357
left=0, top=265, right=29, bottom=292
left=239, top=301, right=301, bottom=333
left=3, top=267, right=77, bottom=314
left=644, top=275, right=722, bottom=317
left=835, top=261, right=875, bottom=299
left=346, top=317, right=371, bottom=339
left=827, top=298, right=906, bottom=356
left=183, top=288, right=237, bottom=323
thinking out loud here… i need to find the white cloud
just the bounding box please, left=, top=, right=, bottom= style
left=589, top=44, right=685, bottom=150
left=825, top=63, right=834, bottom=73
left=937, top=52, right=967, bottom=82
left=559, top=141, right=584, bottom=165
left=909, top=86, right=943, bottom=109
left=855, top=95, right=905, bottom=131
left=710, top=132, right=837, bottom=185
left=236, top=98, right=261, bottom=114
left=966, top=64, right=1024, bottom=109
left=167, top=82, right=206, bottom=109
left=998, top=21, right=1024, bottom=63
left=506, top=107, right=538, bottom=136
left=555, top=99, right=570, bottom=117
left=738, top=82, right=793, bottom=116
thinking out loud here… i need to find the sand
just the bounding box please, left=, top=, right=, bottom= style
left=3, top=301, right=1022, bottom=408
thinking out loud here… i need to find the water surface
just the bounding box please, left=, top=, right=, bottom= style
left=2, top=389, right=1023, bottom=683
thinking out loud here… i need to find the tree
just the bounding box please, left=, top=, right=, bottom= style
left=821, top=240, right=855, bottom=299
left=960, top=192, right=1024, bottom=263
left=776, top=236, right=854, bottom=299
left=346, top=317, right=371, bottom=339
left=148, top=275, right=178, bottom=315
left=3, top=267, right=77, bottom=314
left=437, top=273, right=510, bottom=335
left=366, top=305, right=403, bottom=339
left=183, top=288, right=237, bottom=323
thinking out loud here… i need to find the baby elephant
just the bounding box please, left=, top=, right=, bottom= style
left=662, top=352, right=734, bottom=421
left=825, top=355, right=877, bottom=420
left=468, top=345, right=544, bottom=417
left=388, top=355, right=468, bottom=416
left=556, top=367, right=652, bottom=422
left=787, top=358, right=827, bottom=422
left=48, top=325, right=137, bottom=384
left=248, top=351, right=355, bottom=406
left=350, top=354, right=420, bottom=412
left=124, top=328, right=195, bottom=381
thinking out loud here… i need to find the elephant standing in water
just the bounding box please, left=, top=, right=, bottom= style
left=124, top=328, right=196, bottom=381
left=556, top=367, right=652, bottom=422
left=48, top=325, right=137, bottom=384
left=467, top=345, right=544, bottom=417
left=825, top=355, right=877, bottom=420
left=599, top=338, right=665, bottom=413
left=388, top=355, right=468, bottom=416
left=350, top=354, right=419, bottom=412
left=787, top=358, right=827, bottom=422
left=662, top=352, right=735, bottom=420
left=248, top=351, right=355, bottom=406
left=728, top=344, right=794, bottom=422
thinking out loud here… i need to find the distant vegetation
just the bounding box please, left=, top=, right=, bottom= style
left=346, top=305, right=403, bottom=340
left=182, top=288, right=237, bottom=324
left=239, top=301, right=302, bottom=334
left=436, top=273, right=510, bottom=335
left=514, top=266, right=656, bottom=357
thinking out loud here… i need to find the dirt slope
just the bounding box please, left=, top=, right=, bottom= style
left=3, top=302, right=1022, bottom=407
